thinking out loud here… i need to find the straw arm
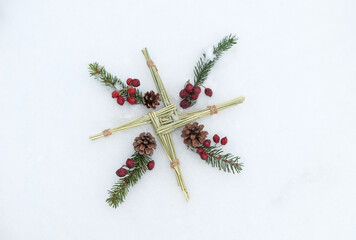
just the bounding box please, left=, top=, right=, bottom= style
left=89, top=104, right=177, bottom=140
left=156, top=96, right=245, bottom=134
left=148, top=110, right=189, bottom=200
left=142, top=48, right=178, bottom=116
left=89, top=115, right=150, bottom=140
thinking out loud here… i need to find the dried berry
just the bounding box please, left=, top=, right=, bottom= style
left=193, top=86, right=201, bottom=94
left=200, top=152, right=208, bottom=160
left=117, top=96, right=125, bottom=105
left=147, top=161, right=155, bottom=170
left=116, top=167, right=127, bottom=177
left=213, top=134, right=220, bottom=143
left=128, top=88, right=135, bottom=95
left=203, top=139, right=211, bottom=148
left=180, top=99, right=190, bottom=109
left=204, top=88, right=213, bottom=97
left=127, top=96, right=137, bottom=104
left=185, top=83, right=194, bottom=92
left=112, top=90, right=119, bottom=98
left=179, top=89, right=190, bottom=99
left=126, top=159, right=135, bottom=169
left=221, top=137, right=228, bottom=145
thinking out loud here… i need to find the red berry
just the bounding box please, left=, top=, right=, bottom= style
left=128, top=88, right=135, bottom=95
left=126, top=78, right=132, bottom=85
left=147, top=160, right=155, bottom=170
left=112, top=90, right=119, bottom=98
left=127, top=96, right=137, bottom=104
left=179, top=89, right=190, bottom=99
left=131, top=79, right=140, bottom=87
left=116, top=167, right=127, bottom=177
left=191, top=94, right=199, bottom=100
left=221, top=137, right=228, bottom=145
left=197, top=148, right=204, bottom=154
left=203, top=139, right=211, bottom=147
left=200, top=152, right=208, bottom=160
left=117, top=96, right=125, bottom=105
left=213, top=134, right=220, bottom=143
left=185, top=83, right=194, bottom=92
left=126, top=159, right=135, bottom=169
left=204, top=88, right=213, bottom=97
left=193, top=86, right=201, bottom=94
left=180, top=99, right=190, bottom=109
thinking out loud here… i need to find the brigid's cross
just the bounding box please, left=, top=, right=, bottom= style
left=89, top=48, right=245, bottom=200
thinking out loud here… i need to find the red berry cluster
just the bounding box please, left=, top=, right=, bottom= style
left=196, top=134, right=228, bottom=160
left=116, top=158, right=155, bottom=177
left=111, top=78, right=141, bottom=105
left=179, top=82, right=213, bottom=109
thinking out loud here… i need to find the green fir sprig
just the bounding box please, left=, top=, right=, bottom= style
left=193, top=34, right=237, bottom=87
left=89, top=62, right=120, bottom=88
left=190, top=145, right=243, bottom=173
left=88, top=62, right=144, bottom=103
left=106, top=152, right=152, bottom=208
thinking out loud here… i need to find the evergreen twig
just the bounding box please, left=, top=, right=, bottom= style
left=88, top=62, right=144, bottom=103
left=189, top=145, right=243, bottom=173
left=193, top=34, right=238, bottom=87
left=89, top=62, right=120, bottom=89
left=106, top=152, right=151, bottom=208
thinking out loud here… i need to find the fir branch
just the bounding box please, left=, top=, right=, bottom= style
left=106, top=152, right=151, bottom=208
left=190, top=145, right=243, bottom=173
left=89, top=62, right=121, bottom=89
left=205, top=145, right=243, bottom=173
left=88, top=62, right=143, bottom=103
left=193, top=34, right=237, bottom=87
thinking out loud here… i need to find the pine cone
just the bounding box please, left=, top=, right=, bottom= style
left=143, top=90, right=161, bottom=109
left=133, top=132, right=157, bottom=156
left=181, top=122, right=208, bottom=148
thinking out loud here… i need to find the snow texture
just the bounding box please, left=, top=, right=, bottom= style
left=1, top=1, right=356, bottom=240
left=203, top=46, right=216, bottom=63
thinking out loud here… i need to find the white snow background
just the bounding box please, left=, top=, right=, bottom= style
left=0, top=0, right=355, bottom=239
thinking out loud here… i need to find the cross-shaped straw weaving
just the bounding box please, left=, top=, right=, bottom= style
left=90, top=48, right=245, bottom=200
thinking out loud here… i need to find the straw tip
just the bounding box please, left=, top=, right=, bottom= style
left=184, top=192, right=190, bottom=201
left=238, top=96, right=245, bottom=102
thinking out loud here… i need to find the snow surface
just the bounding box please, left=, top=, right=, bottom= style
left=203, top=47, right=216, bottom=63
left=1, top=1, right=356, bottom=240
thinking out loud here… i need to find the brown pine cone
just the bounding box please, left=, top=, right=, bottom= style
left=181, top=122, right=208, bottom=148
left=133, top=132, right=157, bottom=156
left=143, top=90, right=161, bottom=109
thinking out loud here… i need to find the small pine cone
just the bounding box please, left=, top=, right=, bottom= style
left=181, top=122, right=208, bottom=148
left=143, top=90, right=161, bottom=109
left=133, top=132, right=157, bottom=156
